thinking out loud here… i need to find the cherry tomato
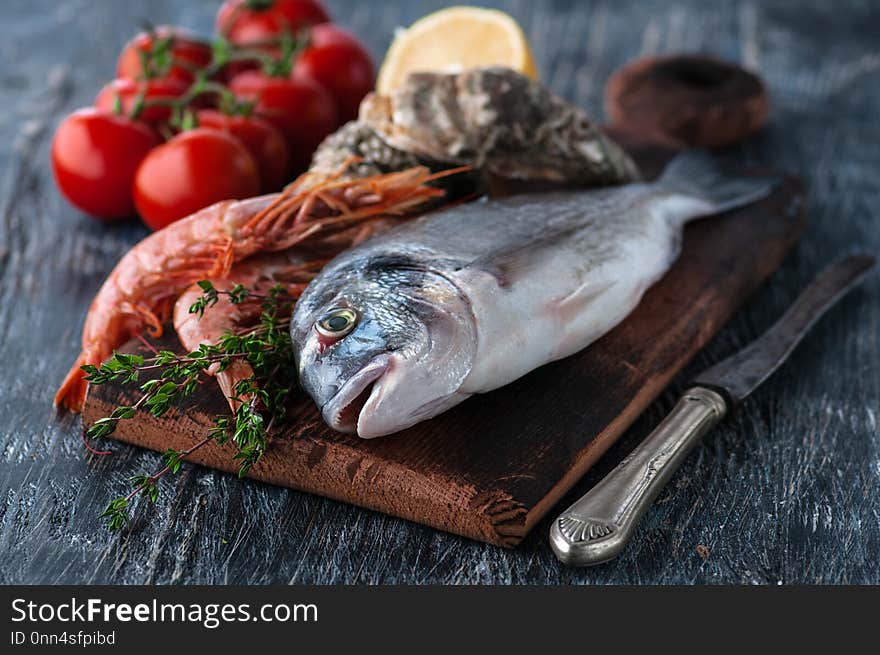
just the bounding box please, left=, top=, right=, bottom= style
left=218, top=59, right=261, bottom=85
left=196, top=109, right=291, bottom=191
left=303, top=21, right=365, bottom=47
left=294, top=24, right=374, bottom=122
left=51, top=109, right=160, bottom=221
left=134, top=128, right=260, bottom=230
left=117, top=26, right=212, bottom=83
left=229, top=71, right=337, bottom=173
left=94, top=77, right=189, bottom=125
left=216, top=0, right=330, bottom=45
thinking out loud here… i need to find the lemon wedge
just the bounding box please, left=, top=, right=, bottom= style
left=376, top=6, right=539, bottom=95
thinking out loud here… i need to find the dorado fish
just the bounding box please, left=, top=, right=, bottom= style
left=290, top=153, right=775, bottom=438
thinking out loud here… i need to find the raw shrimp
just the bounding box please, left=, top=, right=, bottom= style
left=173, top=251, right=322, bottom=409
left=55, top=165, right=450, bottom=412
left=172, top=219, right=396, bottom=410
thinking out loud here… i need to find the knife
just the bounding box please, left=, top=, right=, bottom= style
left=549, top=254, right=875, bottom=566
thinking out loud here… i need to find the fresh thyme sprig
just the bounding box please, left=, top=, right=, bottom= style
left=82, top=345, right=243, bottom=441
left=88, top=281, right=299, bottom=530
left=99, top=431, right=215, bottom=530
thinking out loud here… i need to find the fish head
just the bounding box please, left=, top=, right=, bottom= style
left=291, top=254, right=476, bottom=438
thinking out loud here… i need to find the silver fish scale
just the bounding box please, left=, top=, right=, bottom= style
left=301, top=256, right=459, bottom=355
left=347, top=185, right=658, bottom=278
left=343, top=271, right=426, bottom=353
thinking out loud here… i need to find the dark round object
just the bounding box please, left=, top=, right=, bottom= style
left=605, top=55, right=769, bottom=148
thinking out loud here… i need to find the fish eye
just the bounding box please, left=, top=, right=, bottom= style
left=315, top=307, right=358, bottom=339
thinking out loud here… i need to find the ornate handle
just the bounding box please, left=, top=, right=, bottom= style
left=549, top=386, right=728, bottom=566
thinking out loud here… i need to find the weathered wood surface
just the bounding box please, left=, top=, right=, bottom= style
left=1, top=0, right=878, bottom=583
left=83, top=148, right=804, bottom=547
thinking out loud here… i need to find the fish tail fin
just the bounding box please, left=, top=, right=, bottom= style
left=659, top=150, right=778, bottom=218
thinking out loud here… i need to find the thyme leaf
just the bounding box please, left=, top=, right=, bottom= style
left=88, top=280, right=298, bottom=531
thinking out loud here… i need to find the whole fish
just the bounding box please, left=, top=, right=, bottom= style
left=290, top=153, right=776, bottom=438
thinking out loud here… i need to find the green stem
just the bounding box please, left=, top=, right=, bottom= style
left=126, top=351, right=251, bottom=374
left=125, top=433, right=215, bottom=502
left=125, top=29, right=312, bottom=123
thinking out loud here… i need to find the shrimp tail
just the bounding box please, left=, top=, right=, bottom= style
left=215, top=360, right=257, bottom=413
left=54, top=352, right=89, bottom=412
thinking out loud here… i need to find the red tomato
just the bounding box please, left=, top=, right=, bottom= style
left=216, top=0, right=330, bottom=44
left=196, top=109, right=291, bottom=191
left=133, top=128, right=260, bottom=230
left=51, top=109, right=160, bottom=221
left=117, top=26, right=212, bottom=83
left=94, top=77, right=189, bottom=125
left=294, top=24, right=374, bottom=122
left=228, top=71, right=337, bottom=173
left=304, top=21, right=364, bottom=47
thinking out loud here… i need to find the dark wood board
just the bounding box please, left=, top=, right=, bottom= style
left=83, top=147, right=805, bottom=546
left=3, top=0, right=879, bottom=585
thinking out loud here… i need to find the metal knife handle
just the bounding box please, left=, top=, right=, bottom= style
left=549, top=387, right=727, bottom=566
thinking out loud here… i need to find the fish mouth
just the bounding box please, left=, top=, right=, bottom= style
left=321, top=356, right=390, bottom=434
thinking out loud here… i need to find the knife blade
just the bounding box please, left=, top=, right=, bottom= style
left=550, top=254, right=875, bottom=566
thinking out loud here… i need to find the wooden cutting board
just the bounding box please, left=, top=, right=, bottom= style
left=83, top=145, right=805, bottom=547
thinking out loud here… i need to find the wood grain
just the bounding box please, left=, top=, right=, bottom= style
left=605, top=55, right=770, bottom=147
left=1, top=0, right=878, bottom=584
left=82, top=145, right=806, bottom=547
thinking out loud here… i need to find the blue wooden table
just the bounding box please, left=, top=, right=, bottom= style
left=0, top=0, right=877, bottom=584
